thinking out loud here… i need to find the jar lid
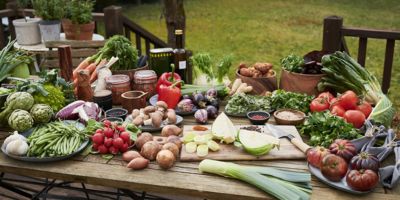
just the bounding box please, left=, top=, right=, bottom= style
left=105, top=75, right=130, bottom=84
left=150, top=48, right=173, bottom=54
left=94, top=90, right=112, bottom=97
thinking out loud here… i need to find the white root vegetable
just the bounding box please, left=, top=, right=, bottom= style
left=230, top=78, right=242, bottom=95
left=241, top=85, right=253, bottom=93
left=2, top=131, right=26, bottom=149
left=234, top=83, right=248, bottom=95
left=6, top=139, right=28, bottom=156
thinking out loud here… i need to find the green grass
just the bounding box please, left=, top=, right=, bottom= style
left=122, top=0, right=400, bottom=108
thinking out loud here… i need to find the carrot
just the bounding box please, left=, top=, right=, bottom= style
left=73, top=79, right=78, bottom=88
left=73, top=57, right=91, bottom=79
left=86, top=63, right=97, bottom=75
left=90, top=59, right=107, bottom=83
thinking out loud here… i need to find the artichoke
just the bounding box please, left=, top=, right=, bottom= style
left=33, top=84, right=65, bottom=112
left=8, top=109, right=34, bottom=132
left=30, top=104, right=54, bottom=124
left=0, top=92, right=34, bottom=126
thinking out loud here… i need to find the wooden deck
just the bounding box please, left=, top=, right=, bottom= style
left=0, top=115, right=399, bottom=199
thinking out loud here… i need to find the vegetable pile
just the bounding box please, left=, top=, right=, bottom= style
left=281, top=51, right=324, bottom=74
left=268, top=90, right=313, bottom=113
left=131, top=101, right=178, bottom=128
left=225, top=93, right=271, bottom=115
left=238, top=62, right=275, bottom=78
left=228, top=78, right=253, bottom=95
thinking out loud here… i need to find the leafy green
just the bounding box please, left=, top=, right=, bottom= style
left=190, top=52, right=233, bottom=84
left=225, top=93, right=271, bottom=114
left=281, top=54, right=304, bottom=73
left=32, top=0, right=66, bottom=21
left=0, top=40, right=24, bottom=82
left=269, top=90, right=313, bottom=113
left=299, top=111, right=362, bottom=147
left=65, top=0, right=94, bottom=24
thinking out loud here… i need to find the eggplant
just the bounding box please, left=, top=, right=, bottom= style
left=177, top=99, right=194, bottom=112
left=192, top=91, right=207, bottom=108
left=206, top=88, right=217, bottom=98
left=182, top=94, right=191, bottom=100
left=206, top=105, right=218, bottom=119
left=194, top=109, right=208, bottom=124
left=208, top=97, right=219, bottom=110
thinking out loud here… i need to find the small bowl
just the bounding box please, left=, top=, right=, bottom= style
left=247, top=111, right=270, bottom=125
left=101, top=117, right=124, bottom=123
left=273, top=109, right=306, bottom=126
left=105, top=108, right=128, bottom=119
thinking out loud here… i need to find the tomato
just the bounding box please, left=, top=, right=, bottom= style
left=320, top=154, right=348, bottom=182
left=357, top=101, right=372, bottom=118
left=310, top=97, right=330, bottom=112
left=350, top=152, right=380, bottom=172
left=338, top=90, right=359, bottom=110
left=330, top=105, right=345, bottom=117
left=343, top=110, right=366, bottom=128
left=329, top=139, right=356, bottom=162
left=329, top=97, right=338, bottom=106
left=307, top=146, right=330, bottom=169
left=318, top=92, right=334, bottom=102
left=346, top=169, right=379, bottom=191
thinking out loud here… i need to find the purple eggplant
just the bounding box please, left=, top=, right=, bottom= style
left=193, top=91, right=207, bottom=108
left=177, top=99, right=194, bottom=112
left=206, top=105, right=218, bottom=119
left=194, top=109, right=208, bottom=124
left=182, top=94, right=191, bottom=100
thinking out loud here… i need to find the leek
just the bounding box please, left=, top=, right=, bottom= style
left=199, top=159, right=311, bottom=200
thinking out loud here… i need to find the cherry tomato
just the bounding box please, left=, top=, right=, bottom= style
left=330, top=105, right=345, bottom=117
left=343, top=110, right=366, bottom=128
left=310, top=97, right=330, bottom=112
left=337, top=91, right=359, bottom=110
left=357, top=101, right=372, bottom=118
left=318, top=92, right=334, bottom=102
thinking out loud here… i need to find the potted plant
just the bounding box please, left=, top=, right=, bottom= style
left=32, top=0, right=66, bottom=42
left=12, top=0, right=41, bottom=45
left=62, top=0, right=95, bottom=40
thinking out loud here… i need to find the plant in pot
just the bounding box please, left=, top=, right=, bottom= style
left=62, top=0, right=95, bottom=40
left=7, top=48, right=33, bottom=79
left=279, top=51, right=328, bottom=95
left=12, top=0, right=41, bottom=45
left=32, top=0, right=66, bottom=42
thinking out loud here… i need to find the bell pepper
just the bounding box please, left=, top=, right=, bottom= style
left=158, top=81, right=182, bottom=109
left=156, top=64, right=181, bottom=93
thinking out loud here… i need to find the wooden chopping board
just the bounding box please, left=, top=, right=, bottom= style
left=180, top=125, right=306, bottom=161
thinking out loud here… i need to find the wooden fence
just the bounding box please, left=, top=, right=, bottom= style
left=322, top=15, right=400, bottom=94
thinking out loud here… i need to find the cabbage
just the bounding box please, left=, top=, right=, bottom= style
left=211, top=112, right=237, bottom=144
left=238, top=129, right=280, bottom=156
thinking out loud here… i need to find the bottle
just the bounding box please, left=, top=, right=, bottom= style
left=173, top=29, right=187, bottom=83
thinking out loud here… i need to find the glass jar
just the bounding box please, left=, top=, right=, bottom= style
left=134, top=70, right=157, bottom=99
left=105, top=75, right=131, bottom=105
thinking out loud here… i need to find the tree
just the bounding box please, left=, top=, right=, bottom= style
left=163, top=0, right=185, bottom=48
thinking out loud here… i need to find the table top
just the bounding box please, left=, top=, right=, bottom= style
left=13, top=33, right=105, bottom=52
left=0, top=114, right=399, bottom=200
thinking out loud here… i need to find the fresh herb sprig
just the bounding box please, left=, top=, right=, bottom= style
left=281, top=54, right=304, bottom=73
left=269, top=90, right=313, bottom=113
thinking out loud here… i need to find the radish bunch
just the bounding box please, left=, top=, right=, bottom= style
left=91, top=120, right=131, bottom=154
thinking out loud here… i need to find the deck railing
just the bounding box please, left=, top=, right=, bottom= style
left=322, top=15, right=400, bottom=93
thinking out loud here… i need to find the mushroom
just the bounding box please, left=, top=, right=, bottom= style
left=156, top=101, right=168, bottom=110
left=143, top=112, right=163, bottom=128
left=132, top=116, right=144, bottom=126
left=131, top=109, right=140, bottom=119
left=166, top=109, right=177, bottom=124
left=143, top=106, right=157, bottom=115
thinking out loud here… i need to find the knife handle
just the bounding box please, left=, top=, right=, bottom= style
left=291, top=138, right=311, bottom=153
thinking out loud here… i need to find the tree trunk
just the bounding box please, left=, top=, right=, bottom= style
left=163, top=0, right=186, bottom=48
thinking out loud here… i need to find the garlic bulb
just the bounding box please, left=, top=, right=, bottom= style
left=2, top=131, right=26, bottom=149
left=6, top=139, right=28, bottom=156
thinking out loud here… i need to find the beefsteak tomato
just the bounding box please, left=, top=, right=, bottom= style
left=320, top=154, right=348, bottom=182
left=307, top=146, right=330, bottom=168
left=357, top=101, right=372, bottom=118
left=346, top=169, right=379, bottom=191
left=318, top=92, right=334, bottom=102
left=338, top=90, right=359, bottom=110
left=329, top=139, right=356, bottom=162
left=350, top=152, right=380, bottom=172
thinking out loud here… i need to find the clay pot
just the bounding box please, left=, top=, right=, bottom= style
left=279, top=69, right=324, bottom=96
left=121, top=91, right=148, bottom=113
left=62, top=19, right=94, bottom=40
left=112, top=64, right=149, bottom=88
left=236, top=69, right=278, bottom=95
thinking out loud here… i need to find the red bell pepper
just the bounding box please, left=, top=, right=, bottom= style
left=156, top=64, right=181, bottom=93
left=158, top=81, right=182, bottom=109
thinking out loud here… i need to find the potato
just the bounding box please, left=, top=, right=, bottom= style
left=162, top=143, right=180, bottom=158
left=161, top=125, right=182, bottom=137
left=156, top=150, right=176, bottom=169
left=127, top=157, right=149, bottom=170
left=238, top=62, right=247, bottom=69
left=167, top=135, right=183, bottom=149
left=254, top=62, right=273, bottom=74
left=239, top=68, right=253, bottom=77
left=122, top=150, right=142, bottom=162
left=140, top=141, right=161, bottom=160
left=135, top=132, right=153, bottom=150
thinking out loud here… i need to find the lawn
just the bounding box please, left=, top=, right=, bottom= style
left=122, top=0, right=400, bottom=108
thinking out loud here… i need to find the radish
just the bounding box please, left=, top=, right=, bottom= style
left=103, top=120, right=111, bottom=127
left=91, top=133, right=104, bottom=145
left=92, top=143, right=99, bottom=151
left=120, top=132, right=131, bottom=143
left=103, top=127, right=113, bottom=138
left=95, top=129, right=103, bottom=134
left=113, top=138, right=124, bottom=149
left=116, top=125, right=125, bottom=132
left=98, top=145, right=108, bottom=154
left=109, top=146, right=119, bottom=155
left=120, top=143, right=129, bottom=153
left=104, top=138, right=113, bottom=147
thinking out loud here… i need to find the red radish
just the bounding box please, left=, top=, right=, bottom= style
left=103, top=120, right=111, bottom=127
left=103, top=127, right=113, bottom=138
left=330, top=105, right=345, bottom=117
left=120, top=132, right=131, bottom=143
left=92, top=143, right=99, bottom=151
left=120, top=143, right=129, bottom=152
left=95, top=129, right=103, bottom=134
left=104, top=138, right=113, bottom=147
left=113, top=138, right=124, bottom=149
left=109, top=146, right=119, bottom=155
left=98, top=145, right=108, bottom=154
left=91, top=133, right=104, bottom=144
left=116, top=125, right=125, bottom=132
left=330, top=97, right=338, bottom=105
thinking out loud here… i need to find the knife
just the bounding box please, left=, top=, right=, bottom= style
left=266, top=124, right=311, bottom=153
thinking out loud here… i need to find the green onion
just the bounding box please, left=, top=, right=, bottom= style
left=198, top=159, right=311, bottom=200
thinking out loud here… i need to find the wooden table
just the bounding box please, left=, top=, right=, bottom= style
left=0, top=116, right=399, bottom=200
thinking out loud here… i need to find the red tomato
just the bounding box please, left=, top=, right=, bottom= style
left=357, top=101, right=372, bottom=118
left=320, top=154, right=348, bottom=182
left=338, top=91, right=359, bottom=110
left=310, top=97, right=330, bottom=112
left=330, top=97, right=338, bottom=106
left=307, top=146, right=330, bottom=169
left=346, top=169, right=379, bottom=191
left=330, top=105, right=345, bottom=117
left=344, top=110, right=366, bottom=128
left=318, top=92, right=334, bottom=102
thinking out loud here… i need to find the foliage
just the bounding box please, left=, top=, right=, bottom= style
left=225, top=93, right=271, bottom=114
left=0, top=40, right=24, bottom=83
left=190, top=52, right=233, bottom=84
left=65, top=0, right=94, bottom=24
left=32, top=0, right=66, bottom=21
left=268, top=90, right=314, bottom=113
left=280, top=54, right=304, bottom=73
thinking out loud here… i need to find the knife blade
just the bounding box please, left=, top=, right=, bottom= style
left=266, top=124, right=311, bottom=153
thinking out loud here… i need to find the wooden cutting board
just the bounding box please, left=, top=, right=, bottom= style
left=179, top=125, right=306, bottom=161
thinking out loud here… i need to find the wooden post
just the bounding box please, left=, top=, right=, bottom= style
left=58, top=45, right=73, bottom=82
left=104, top=6, right=123, bottom=38
left=322, top=16, right=343, bottom=53
left=6, top=1, right=18, bottom=40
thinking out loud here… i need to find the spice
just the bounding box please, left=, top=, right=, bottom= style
left=276, top=111, right=303, bottom=121
left=250, top=114, right=266, bottom=120
left=134, top=70, right=157, bottom=99
left=193, top=125, right=208, bottom=131
left=106, top=75, right=131, bottom=105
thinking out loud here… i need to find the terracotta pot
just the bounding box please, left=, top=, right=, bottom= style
left=121, top=91, right=148, bottom=113
left=61, top=19, right=94, bottom=40
left=236, top=70, right=278, bottom=95
left=112, top=64, right=149, bottom=88
left=279, top=69, right=324, bottom=95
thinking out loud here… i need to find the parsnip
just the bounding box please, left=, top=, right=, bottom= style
left=229, top=78, right=242, bottom=95
left=234, top=83, right=247, bottom=95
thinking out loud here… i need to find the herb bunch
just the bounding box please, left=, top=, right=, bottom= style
left=65, top=0, right=94, bottom=24
left=32, top=0, right=66, bottom=21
